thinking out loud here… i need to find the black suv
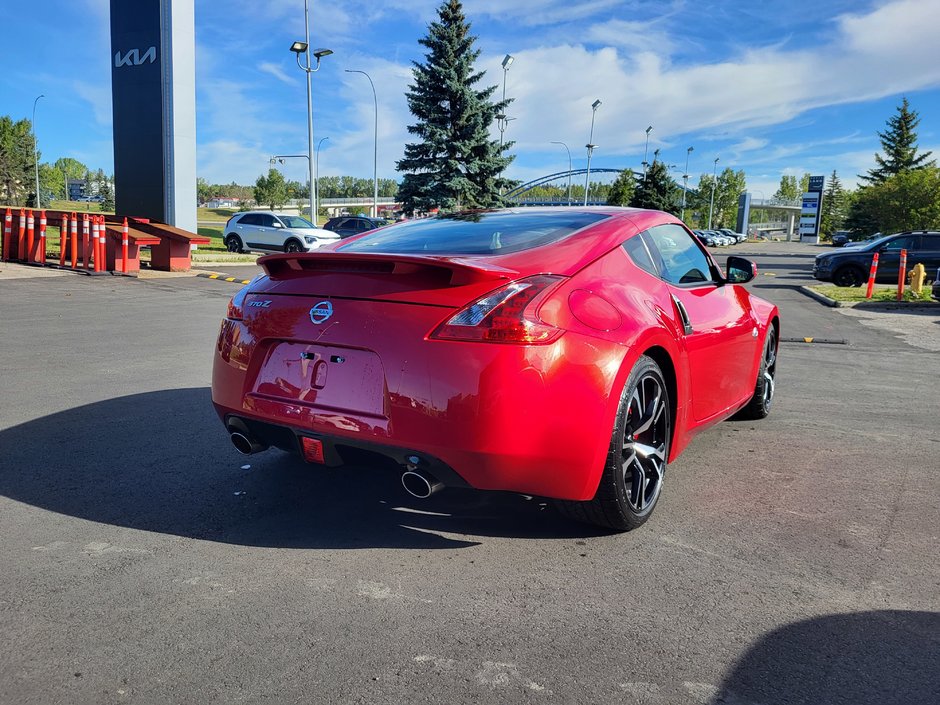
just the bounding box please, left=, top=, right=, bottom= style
left=813, top=231, right=940, bottom=287
left=322, top=216, right=389, bottom=238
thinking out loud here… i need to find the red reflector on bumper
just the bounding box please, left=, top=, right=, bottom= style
left=301, top=437, right=325, bottom=463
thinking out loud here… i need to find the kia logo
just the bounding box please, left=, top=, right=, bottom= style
left=114, top=47, right=157, bottom=68
left=309, top=301, right=333, bottom=324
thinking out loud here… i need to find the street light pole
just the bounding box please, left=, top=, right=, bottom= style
left=315, top=136, right=329, bottom=211
left=345, top=70, right=378, bottom=218
left=584, top=99, right=601, bottom=206
left=681, top=145, right=693, bottom=223
left=550, top=141, right=572, bottom=205
left=498, top=54, right=514, bottom=150
left=290, top=2, right=332, bottom=225
left=642, top=125, right=652, bottom=176
left=32, top=94, right=44, bottom=208
left=707, top=156, right=720, bottom=230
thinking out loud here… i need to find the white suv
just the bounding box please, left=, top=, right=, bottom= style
left=223, top=211, right=339, bottom=253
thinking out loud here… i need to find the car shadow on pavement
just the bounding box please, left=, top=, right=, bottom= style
left=0, top=388, right=610, bottom=549
left=708, top=610, right=940, bottom=705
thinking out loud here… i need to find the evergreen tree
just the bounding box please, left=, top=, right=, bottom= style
left=819, top=170, right=847, bottom=239
left=0, top=116, right=36, bottom=206
left=630, top=160, right=679, bottom=214
left=606, top=169, right=637, bottom=206
left=862, top=98, right=935, bottom=184
left=396, top=0, right=512, bottom=214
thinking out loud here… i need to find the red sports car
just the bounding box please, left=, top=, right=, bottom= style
left=212, top=208, right=779, bottom=531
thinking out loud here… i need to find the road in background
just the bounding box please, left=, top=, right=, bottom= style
left=1, top=245, right=937, bottom=705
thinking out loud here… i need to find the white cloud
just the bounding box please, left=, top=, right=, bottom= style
left=258, top=62, right=297, bottom=86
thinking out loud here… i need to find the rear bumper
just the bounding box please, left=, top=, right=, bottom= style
left=211, top=320, right=627, bottom=501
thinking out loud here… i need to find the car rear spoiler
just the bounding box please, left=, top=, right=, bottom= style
left=258, top=252, right=517, bottom=287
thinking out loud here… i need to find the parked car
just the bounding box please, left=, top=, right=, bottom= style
left=831, top=231, right=852, bottom=247
left=212, top=207, right=780, bottom=532
left=813, top=231, right=940, bottom=286
left=323, top=216, right=390, bottom=238
left=719, top=228, right=747, bottom=244
left=223, top=211, right=339, bottom=254
left=932, top=267, right=940, bottom=302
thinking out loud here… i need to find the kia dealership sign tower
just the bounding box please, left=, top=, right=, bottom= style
left=109, top=0, right=196, bottom=232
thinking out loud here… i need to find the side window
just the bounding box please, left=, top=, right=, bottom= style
left=644, top=224, right=715, bottom=286
left=258, top=214, right=277, bottom=228
left=883, top=235, right=920, bottom=251
left=622, top=234, right=659, bottom=277
left=238, top=213, right=260, bottom=226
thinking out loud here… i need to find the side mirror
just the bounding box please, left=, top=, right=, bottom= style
left=272, top=221, right=283, bottom=228
left=726, top=256, right=757, bottom=283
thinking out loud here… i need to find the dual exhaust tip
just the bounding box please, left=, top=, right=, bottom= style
left=229, top=431, right=443, bottom=499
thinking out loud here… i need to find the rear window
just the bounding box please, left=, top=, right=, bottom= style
left=337, top=211, right=610, bottom=255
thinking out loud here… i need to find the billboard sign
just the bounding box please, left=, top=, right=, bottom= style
left=799, top=175, right=825, bottom=243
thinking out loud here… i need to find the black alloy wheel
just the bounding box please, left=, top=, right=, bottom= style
left=284, top=239, right=303, bottom=253
left=833, top=265, right=864, bottom=287
left=736, top=325, right=778, bottom=420
left=225, top=234, right=243, bottom=253
left=556, top=355, right=670, bottom=531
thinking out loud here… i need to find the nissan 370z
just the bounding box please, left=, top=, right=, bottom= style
left=211, top=208, right=779, bottom=531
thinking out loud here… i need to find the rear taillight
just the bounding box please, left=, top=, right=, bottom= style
left=430, top=275, right=565, bottom=344
left=226, top=286, right=249, bottom=321
left=226, top=276, right=264, bottom=321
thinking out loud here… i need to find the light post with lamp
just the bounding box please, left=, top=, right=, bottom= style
left=681, top=146, right=693, bottom=222
left=344, top=70, right=378, bottom=218
left=642, top=125, right=652, bottom=175
left=707, top=156, right=720, bottom=229
left=497, top=54, right=514, bottom=150
left=550, top=141, right=572, bottom=204
left=32, top=94, right=44, bottom=208
left=289, top=4, right=332, bottom=224
left=583, top=99, right=601, bottom=206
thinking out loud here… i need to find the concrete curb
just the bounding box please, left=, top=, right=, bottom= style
left=798, top=285, right=939, bottom=309
left=798, top=285, right=842, bottom=307
left=194, top=272, right=253, bottom=285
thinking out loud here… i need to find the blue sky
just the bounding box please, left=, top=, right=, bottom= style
left=2, top=0, right=939, bottom=199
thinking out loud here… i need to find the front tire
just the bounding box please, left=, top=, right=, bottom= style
left=556, top=355, right=671, bottom=532
left=735, top=325, right=778, bottom=420
left=284, top=239, right=303, bottom=253
left=833, top=265, right=864, bottom=287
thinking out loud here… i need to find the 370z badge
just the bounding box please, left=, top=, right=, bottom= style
left=309, top=301, right=333, bottom=324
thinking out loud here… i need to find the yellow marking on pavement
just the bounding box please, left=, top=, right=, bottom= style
left=209, top=274, right=219, bottom=279
left=242, top=280, right=251, bottom=284
left=763, top=272, right=776, bottom=276
left=803, top=337, right=814, bottom=343
left=225, top=277, right=236, bottom=282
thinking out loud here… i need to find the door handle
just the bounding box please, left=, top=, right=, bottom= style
left=671, top=294, right=693, bottom=335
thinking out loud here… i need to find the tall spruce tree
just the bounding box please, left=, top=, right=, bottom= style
left=861, top=97, right=935, bottom=184
left=819, top=170, right=847, bottom=239
left=396, top=0, right=512, bottom=214
left=630, top=160, right=679, bottom=214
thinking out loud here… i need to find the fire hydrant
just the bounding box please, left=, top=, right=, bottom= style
left=908, top=263, right=926, bottom=294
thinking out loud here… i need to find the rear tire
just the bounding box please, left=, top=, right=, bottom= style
left=833, top=265, right=864, bottom=287
left=735, top=325, right=778, bottom=420
left=555, top=355, right=670, bottom=532
left=225, top=234, right=243, bottom=253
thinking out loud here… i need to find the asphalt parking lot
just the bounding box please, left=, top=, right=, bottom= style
left=1, top=243, right=938, bottom=704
